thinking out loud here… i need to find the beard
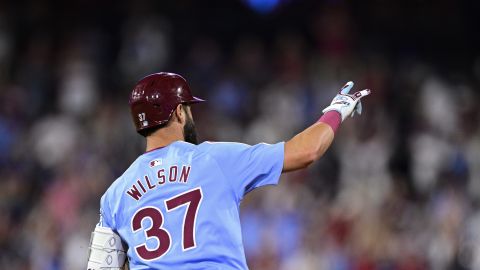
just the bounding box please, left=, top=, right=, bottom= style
left=183, top=114, right=198, bottom=145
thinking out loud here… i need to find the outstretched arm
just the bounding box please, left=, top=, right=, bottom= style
left=283, top=121, right=335, bottom=172
left=283, top=82, right=370, bottom=172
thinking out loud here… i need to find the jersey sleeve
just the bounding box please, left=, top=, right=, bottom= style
left=203, top=141, right=285, bottom=200
left=99, top=193, right=115, bottom=228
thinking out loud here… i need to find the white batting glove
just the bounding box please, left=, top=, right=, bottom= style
left=322, top=81, right=371, bottom=121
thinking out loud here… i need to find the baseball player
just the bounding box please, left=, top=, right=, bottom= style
left=87, top=72, right=370, bottom=269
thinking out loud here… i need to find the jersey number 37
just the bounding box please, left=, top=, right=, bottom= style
left=131, top=187, right=203, bottom=261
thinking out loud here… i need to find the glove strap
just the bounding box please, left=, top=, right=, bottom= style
left=317, top=111, right=341, bottom=134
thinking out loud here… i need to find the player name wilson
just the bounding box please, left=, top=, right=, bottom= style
left=126, top=164, right=191, bottom=201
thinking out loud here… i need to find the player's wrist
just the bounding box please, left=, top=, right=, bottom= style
left=324, top=102, right=355, bottom=121
left=317, top=110, right=341, bottom=134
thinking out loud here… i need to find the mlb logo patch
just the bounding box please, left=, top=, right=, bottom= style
left=149, top=159, right=162, bottom=168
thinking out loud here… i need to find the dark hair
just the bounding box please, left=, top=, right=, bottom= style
left=138, top=125, right=163, bottom=137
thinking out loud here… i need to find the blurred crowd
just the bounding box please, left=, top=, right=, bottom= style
left=1, top=0, right=480, bottom=269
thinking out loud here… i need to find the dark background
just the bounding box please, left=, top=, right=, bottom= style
left=0, top=0, right=479, bottom=269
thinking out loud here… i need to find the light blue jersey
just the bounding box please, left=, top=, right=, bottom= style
left=99, top=140, right=284, bottom=269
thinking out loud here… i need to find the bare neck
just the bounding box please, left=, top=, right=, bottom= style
left=145, top=125, right=184, bottom=152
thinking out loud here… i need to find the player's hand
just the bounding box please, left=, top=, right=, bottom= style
left=322, top=81, right=371, bottom=121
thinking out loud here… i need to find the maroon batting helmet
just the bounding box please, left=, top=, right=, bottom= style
left=129, top=72, right=205, bottom=134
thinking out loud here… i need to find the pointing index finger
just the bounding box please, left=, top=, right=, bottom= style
left=340, top=81, right=354, bottom=94
left=353, top=89, right=371, bottom=99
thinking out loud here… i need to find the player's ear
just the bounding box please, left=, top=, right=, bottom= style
left=174, top=104, right=186, bottom=124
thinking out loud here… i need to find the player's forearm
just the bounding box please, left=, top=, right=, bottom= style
left=283, top=114, right=338, bottom=172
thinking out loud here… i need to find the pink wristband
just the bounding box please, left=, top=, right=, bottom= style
left=317, top=111, right=341, bottom=133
